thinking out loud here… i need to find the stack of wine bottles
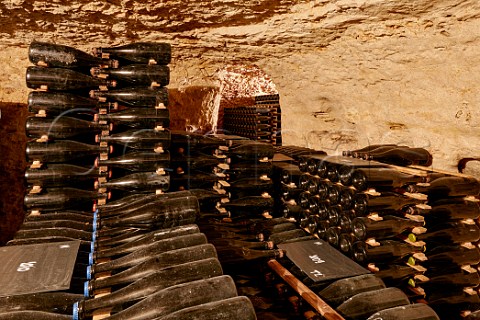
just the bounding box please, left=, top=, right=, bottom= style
left=342, top=144, right=433, bottom=167
left=223, top=94, right=281, bottom=145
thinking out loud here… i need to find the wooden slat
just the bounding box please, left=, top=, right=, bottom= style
left=267, top=259, right=345, bottom=320
left=408, top=164, right=475, bottom=178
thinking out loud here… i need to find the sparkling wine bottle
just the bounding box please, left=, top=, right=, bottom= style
left=25, top=164, right=105, bottom=188
left=97, top=108, right=170, bottom=129
left=26, top=66, right=116, bottom=91
left=93, top=42, right=171, bottom=65
left=26, top=116, right=109, bottom=140
left=90, top=86, right=168, bottom=108
left=98, top=129, right=171, bottom=151
left=26, top=140, right=110, bottom=164
left=97, top=172, right=169, bottom=192
left=91, top=64, right=169, bottom=87
left=366, top=303, right=440, bottom=320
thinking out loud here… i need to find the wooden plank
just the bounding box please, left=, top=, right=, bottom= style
left=409, top=164, right=475, bottom=178
left=267, top=259, right=345, bottom=320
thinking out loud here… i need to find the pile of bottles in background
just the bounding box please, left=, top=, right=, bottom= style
left=0, top=41, right=257, bottom=320
left=223, top=94, right=282, bottom=145
left=1, top=40, right=480, bottom=320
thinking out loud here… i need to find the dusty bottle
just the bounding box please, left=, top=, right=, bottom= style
left=97, top=151, right=170, bottom=172
left=425, top=265, right=480, bottom=288
left=338, top=233, right=359, bottom=257
left=366, top=303, right=440, bottom=320
left=94, top=229, right=148, bottom=249
left=188, top=188, right=225, bottom=211
left=28, top=91, right=103, bottom=116
left=417, top=220, right=480, bottom=244
left=352, top=215, right=425, bottom=241
left=343, top=144, right=398, bottom=157
left=352, top=192, right=424, bottom=217
left=0, top=292, right=82, bottom=314
left=97, top=191, right=192, bottom=218
left=93, top=42, right=171, bottom=65
left=97, top=108, right=170, bottom=129
left=90, top=86, right=168, bottom=108
left=90, top=243, right=216, bottom=277
left=372, top=263, right=425, bottom=287
left=366, top=147, right=433, bottom=166
left=24, top=211, right=93, bottom=223
left=91, top=228, right=204, bottom=262
left=93, top=276, right=237, bottom=320
left=26, top=140, right=110, bottom=164
left=97, top=172, right=169, bottom=192
left=87, top=251, right=225, bottom=293
left=24, top=188, right=104, bottom=211
left=225, top=141, right=274, bottom=162
left=171, top=154, right=220, bottom=174
left=98, top=129, right=171, bottom=151
left=215, top=247, right=284, bottom=264
left=223, top=161, right=273, bottom=180
left=226, top=177, right=273, bottom=199
left=426, top=197, right=480, bottom=222
left=171, top=131, right=224, bottom=154
left=75, top=258, right=223, bottom=316
left=349, top=167, right=425, bottom=191
left=20, top=219, right=93, bottom=233
left=410, top=176, right=480, bottom=198
left=29, top=41, right=117, bottom=68
left=352, top=239, right=425, bottom=265
left=0, top=311, right=72, bottom=320
left=26, top=116, right=108, bottom=140
left=425, top=243, right=480, bottom=266
left=256, top=222, right=298, bottom=241
left=169, top=172, right=220, bottom=191
left=336, top=287, right=410, bottom=320
left=221, top=196, right=274, bottom=217
left=318, top=274, right=386, bottom=307
left=91, top=64, right=169, bottom=87
left=98, top=196, right=198, bottom=230
left=14, top=227, right=94, bottom=242
left=25, top=164, right=105, bottom=188
left=26, top=66, right=116, bottom=91
left=154, top=296, right=256, bottom=320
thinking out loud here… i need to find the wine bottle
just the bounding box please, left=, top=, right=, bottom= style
left=97, top=108, right=170, bottom=129
left=351, top=215, right=425, bottom=241
left=338, top=233, right=358, bottom=257
left=216, top=247, right=284, bottom=264
left=97, top=191, right=192, bottom=218
left=372, top=263, right=426, bottom=287
left=26, top=116, right=109, bottom=140
left=26, top=140, right=110, bottom=163
left=336, top=287, right=410, bottom=319
left=20, top=219, right=93, bottom=233
left=14, top=227, right=94, bottom=242
left=24, top=211, right=93, bottom=223
left=349, top=167, right=425, bottom=191
left=97, top=172, right=169, bottom=192
left=92, top=230, right=204, bottom=263
left=0, top=311, right=72, bottom=320
left=0, top=292, right=82, bottom=314
left=24, top=188, right=104, bottom=211
left=93, top=42, right=171, bottom=65
left=425, top=243, right=480, bottom=266
left=28, top=91, right=102, bottom=116
left=29, top=41, right=117, bottom=68
left=76, top=258, right=223, bottom=315
left=223, top=161, right=272, bottom=180
left=171, top=154, right=220, bottom=174
left=225, top=177, right=273, bottom=199
left=416, top=220, right=480, bottom=244
left=169, top=172, right=220, bottom=191
left=188, top=188, right=226, bottom=211
left=366, top=303, right=440, bottom=320
left=91, top=65, right=169, bottom=87
left=426, top=197, right=480, bottom=222
left=98, top=129, right=171, bottom=151
left=88, top=251, right=225, bottom=293
left=97, top=151, right=170, bottom=172
left=153, top=296, right=256, bottom=320
left=224, top=141, right=274, bottom=162
left=343, top=144, right=398, bottom=157
left=90, top=86, right=168, bottom=108
left=318, top=274, right=386, bottom=307
left=26, top=66, right=116, bottom=91
left=256, top=222, right=298, bottom=241
left=171, top=131, right=224, bottom=154
left=90, top=243, right=216, bottom=277
left=221, top=196, right=274, bottom=217
left=25, top=164, right=105, bottom=188
left=94, top=229, right=148, bottom=250
left=353, top=192, right=425, bottom=217
left=98, top=196, right=198, bottom=230
left=352, top=239, right=425, bottom=265
left=93, top=276, right=238, bottom=320
left=410, top=176, right=480, bottom=198
left=267, top=229, right=307, bottom=245
left=325, top=226, right=342, bottom=247
left=273, top=162, right=302, bottom=186
left=366, top=147, right=433, bottom=166
left=425, top=264, right=480, bottom=288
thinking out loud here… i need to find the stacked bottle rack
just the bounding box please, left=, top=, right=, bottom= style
left=223, top=94, right=281, bottom=146
left=0, top=41, right=256, bottom=320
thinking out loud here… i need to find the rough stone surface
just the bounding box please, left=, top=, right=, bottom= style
left=1, top=0, right=480, bottom=238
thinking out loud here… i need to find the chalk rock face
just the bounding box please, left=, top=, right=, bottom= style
left=0, top=0, right=479, bottom=175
